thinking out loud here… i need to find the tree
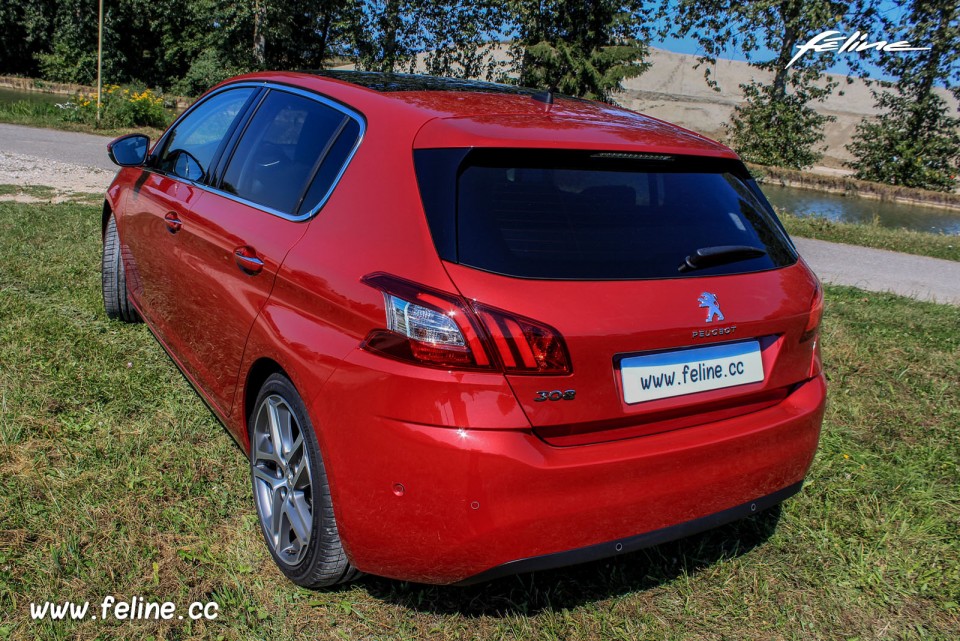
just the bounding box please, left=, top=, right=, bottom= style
left=671, top=0, right=848, bottom=168
left=0, top=0, right=57, bottom=78
left=351, top=0, right=506, bottom=79
left=846, top=0, right=960, bottom=191
left=507, top=0, right=650, bottom=102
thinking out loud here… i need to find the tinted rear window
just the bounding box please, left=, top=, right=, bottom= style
left=416, top=149, right=797, bottom=280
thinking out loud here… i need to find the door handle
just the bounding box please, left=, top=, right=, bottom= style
left=234, top=246, right=264, bottom=275
left=164, top=212, right=182, bottom=234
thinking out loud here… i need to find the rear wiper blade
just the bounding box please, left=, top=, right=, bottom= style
left=678, top=245, right=767, bottom=273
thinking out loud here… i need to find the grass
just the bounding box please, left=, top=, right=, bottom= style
left=0, top=201, right=958, bottom=640
left=779, top=211, right=960, bottom=262
left=0, top=100, right=167, bottom=139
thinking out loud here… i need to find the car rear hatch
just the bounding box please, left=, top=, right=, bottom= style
left=415, top=147, right=822, bottom=445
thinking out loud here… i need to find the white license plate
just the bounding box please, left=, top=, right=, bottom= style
left=620, top=341, right=764, bottom=404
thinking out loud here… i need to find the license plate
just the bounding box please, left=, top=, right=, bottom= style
left=620, top=340, right=764, bottom=404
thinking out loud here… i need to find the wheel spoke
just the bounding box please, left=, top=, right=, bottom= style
left=290, top=458, right=309, bottom=490
left=285, top=493, right=312, bottom=546
left=266, top=398, right=286, bottom=466
left=252, top=465, right=282, bottom=492
left=253, top=404, right=281, bottom=467
left=277, top=405, right=296, bottom=457
left=270, top=488, right=285, bottom=544
left=288, top=433, right=304, bottom=465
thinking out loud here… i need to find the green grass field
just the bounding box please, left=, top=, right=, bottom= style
left=0, top=201, right=958, bottom=640
left=779, top=211, right=960, bottom=263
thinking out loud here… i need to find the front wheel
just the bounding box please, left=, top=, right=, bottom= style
left=249, top=373, right=359, bottom=587
left=101, top=214, right=140, bottom=323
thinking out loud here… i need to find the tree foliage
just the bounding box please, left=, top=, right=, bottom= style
left=846, top=0, right=960, bottom=191
left=671, top=0, right=848, bottom=168
left=0, top=0, right=649, bottom=102
left=352, top=0, right=507, bottom=78
left=507, top=0, right=651, bottom=102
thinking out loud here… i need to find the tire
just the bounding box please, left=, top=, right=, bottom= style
left=101, top=214, right=141, bottom=323
left=249, top=373, right=360, bottom=587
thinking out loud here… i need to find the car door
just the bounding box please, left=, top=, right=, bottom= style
left=154, top=87, right=361, bottom=416
left=122, top=86, right=258, bottom=347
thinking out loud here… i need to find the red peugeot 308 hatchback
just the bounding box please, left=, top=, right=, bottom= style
left=102, top=71, right=825, bottom=587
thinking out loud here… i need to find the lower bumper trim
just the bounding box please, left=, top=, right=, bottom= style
left=455, top=481, right=803, bottom=586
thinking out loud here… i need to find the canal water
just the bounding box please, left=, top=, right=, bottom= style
left=762, top=183, right=960, bottom=236
left=0, top=86, right=65, bottom=106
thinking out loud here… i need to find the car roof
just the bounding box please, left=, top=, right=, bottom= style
left=218, top=71, right=739, bottom=159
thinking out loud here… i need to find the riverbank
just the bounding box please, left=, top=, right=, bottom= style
left=752, top=163, right=960, bottom=212
left=0, top=75, right=192, bottom=110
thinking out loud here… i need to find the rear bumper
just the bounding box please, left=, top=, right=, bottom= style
left=457, top=481, right=802, bottom=585
left=315, top=364, right=826, bottom=585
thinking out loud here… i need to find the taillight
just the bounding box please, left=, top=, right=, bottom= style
left=474, top=304, right=571, bottom=374
left=802, top=283, right=824, bottom=377
left=361, top=273, right=571, bottom=374
left=801, top=283, right=824, bottom=343
left=361, top=274, right=491, bottom=369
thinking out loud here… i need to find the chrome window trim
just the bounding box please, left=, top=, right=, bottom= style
left=151, top=81, right=366, bottom=223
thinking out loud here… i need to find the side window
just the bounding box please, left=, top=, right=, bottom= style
left=158, top=88, right=255, bottom=182
left=220, top=90, right=352, bottom=216
left=299, top=118, right=361, bottom=215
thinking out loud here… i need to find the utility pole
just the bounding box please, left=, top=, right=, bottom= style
left=96, top=0, right=103, bottom=124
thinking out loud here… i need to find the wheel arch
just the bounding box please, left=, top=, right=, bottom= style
left=102, top=199, right=112, bottom=239
left=243, top=357, right=288, bottom=439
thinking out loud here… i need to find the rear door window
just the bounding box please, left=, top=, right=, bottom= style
left=219, top=89, right=358, bottom=217
left=418, top=149, right=797, bottom=280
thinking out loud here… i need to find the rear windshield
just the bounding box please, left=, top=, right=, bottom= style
left=415, top=149, right=797, bottom=280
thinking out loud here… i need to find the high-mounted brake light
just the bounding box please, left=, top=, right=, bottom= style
left=361, top=273, right=571, bottom=374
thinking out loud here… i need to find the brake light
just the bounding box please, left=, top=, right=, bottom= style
left=474, top=304, right=571, bottom=374
left=361, top=273, right=571, bottom=374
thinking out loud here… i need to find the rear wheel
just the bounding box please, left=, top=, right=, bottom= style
left=249, top=373, right=359, bottom=587
left=101, top=214, right=141, bottom=323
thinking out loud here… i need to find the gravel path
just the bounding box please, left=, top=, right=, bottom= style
left=1, top=123, right=958, bottom=306
left=0, top=122, right=115, bottom=171
left=794, top=238, right=960, bottom=306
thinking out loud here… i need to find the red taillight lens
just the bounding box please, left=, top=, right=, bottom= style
left=361, top=273, right=571, bottom=374
left=801, top=283, right=824, bottom=343
left=802, top=283, right=824, bottom=377
left=474, top=304, right=571, bottom=374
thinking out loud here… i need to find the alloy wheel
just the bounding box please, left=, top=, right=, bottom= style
left=251, top=394, right=314, bottom=566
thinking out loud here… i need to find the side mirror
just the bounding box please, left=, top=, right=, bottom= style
left=107, top=134, right=150, bottom=167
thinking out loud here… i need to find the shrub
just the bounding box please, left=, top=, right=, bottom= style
left=70, top=84, right=170, bottom=129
